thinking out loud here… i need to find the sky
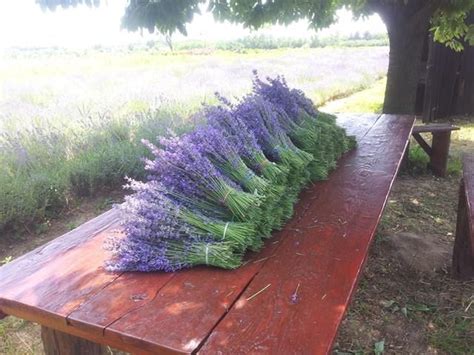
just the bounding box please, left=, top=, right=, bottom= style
left=0, top=1, right=387, bottom=49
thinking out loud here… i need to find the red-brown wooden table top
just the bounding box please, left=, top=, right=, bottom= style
left=0, top=114, right=414, bottom=354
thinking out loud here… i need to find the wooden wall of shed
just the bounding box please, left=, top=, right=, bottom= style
left=421, top=14, right=474, bottom=122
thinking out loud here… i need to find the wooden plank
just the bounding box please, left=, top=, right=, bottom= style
left=463, top=155, right=474, bottom=256
left=452, top=180, right=474, bottom=279
left=452, top=155, right=474, bottom=279
left=423, top=15, right=474, bottom=120
left=412, top=132, right=433, bottom=156
left=64, top=114, right=379, bottom=354
left=0, top=113, right=385, bottom=354
left=422, top=36, right=436, bottom=122
left=429, top=131, right=452, bottom=177
left=105, top=257, right=279, bottom=354
left=455, top=13, right=474, bottom=115
left=67, top=267, right=175, bottom=335
left=0, top=209, right=121, bottom=330
left=199, top=114, right=414, bottom=354
left=41, top=326, right=108, bottom=355
left=335, top=113, right=380, bottom=139
left=76, top=189, right=323, bottom=354
left=455, top=44, right=474, bottom=115
left=439, top=47, right=462, bottom=119
left=412, top=124, right=459, bottom=134
left=0, top=209, right=118, bottom=288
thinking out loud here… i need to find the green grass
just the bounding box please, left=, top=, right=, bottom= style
left=321, top=78, right=386, bottom=113
left=407, top=145, right=430, bottom=174
left=0, top=317, right=42, bottom=354
left=311, top=75, right=386, bottom=107
left=429, top=315, right=474, bottom=354
left=0, top=105, right=195, bottom=232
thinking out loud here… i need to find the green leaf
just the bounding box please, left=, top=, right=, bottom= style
left=374, top=340, right=385, bottom=355
left=381, top=300, right=395, bottom=308
left=407, top=303, right=432, bottom=312
left=466, top=25, right=474, bottom=46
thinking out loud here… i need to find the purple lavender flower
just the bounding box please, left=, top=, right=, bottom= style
left=105, top=72, right=355, bottom=273
left=143, top=135, right=262, bottom=221
left=106, top=234, right=241, bottom=272
left=252, top=70, right=318, bottom=121
left=205, top=105, right=288, bottom=183
left=233, top=94, right=313, bottom=169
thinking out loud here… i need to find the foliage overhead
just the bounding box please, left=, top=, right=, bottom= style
left=37, top=0, right=474, bottom=50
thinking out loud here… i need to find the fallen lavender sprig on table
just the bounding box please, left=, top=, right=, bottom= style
left=106, top=73, right=356, bottom=272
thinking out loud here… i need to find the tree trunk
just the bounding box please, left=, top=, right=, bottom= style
left=383, top=26, right=426, bottom=113
left=373, top=1, right=438, bottom=114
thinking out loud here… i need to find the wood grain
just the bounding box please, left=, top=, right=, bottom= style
left=429, top=131, right=451, bottom=177
left=0, top=114, right=414, bottom=354
left=0, top=209, right=121, bottom=330
left=335, top=113, right=380, bottom=139
left=452, top=155, right=474, bottom=279
left=198, top=115, right=414, bottom=354
left=412, top=124, right=459, bottom=134
left=70, top=175, right=321, bottom=353
left=464, top=154, right=474, bottom=254
left=66, top=114, right=381, bottom=354
left=41, top=326, right=108, bottom=355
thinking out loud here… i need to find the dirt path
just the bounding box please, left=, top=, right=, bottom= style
left=335, top=174, right=474, bottom=354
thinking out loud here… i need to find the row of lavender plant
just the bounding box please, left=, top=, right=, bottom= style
left=105, top=72, right=356, bottom=272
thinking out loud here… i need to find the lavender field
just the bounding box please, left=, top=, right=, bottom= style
left=0, top=46, right=388, bottom=232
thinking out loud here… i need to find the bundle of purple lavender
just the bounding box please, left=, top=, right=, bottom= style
left=105, top=72, right=356, bottom=272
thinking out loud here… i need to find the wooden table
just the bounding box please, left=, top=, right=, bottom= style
left=0, top=114, right=415, bottom=354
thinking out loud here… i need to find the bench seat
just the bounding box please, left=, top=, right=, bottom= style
left=453, top=155, right=474, bottom=279
left=0, top=114, right=415, bottom=354
left=411, top=123, right=460, bottom=177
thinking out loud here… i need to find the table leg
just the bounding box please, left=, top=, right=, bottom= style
left=400, top=141, right=410, bottom=172
left=452, top=181, right=474, bottom=280
left=41, top=326, right=108, bottom=355
left=429, top=131, right=451, bottom=177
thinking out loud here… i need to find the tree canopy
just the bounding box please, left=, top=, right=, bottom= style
left=38, top=0, right=474, bottom=50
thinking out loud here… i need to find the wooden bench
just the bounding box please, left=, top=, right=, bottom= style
left=453, top=155, right=474, bottom=280
left=0, top=114, right=415, bottom=354
left=411, top=123, right=459, bottom=177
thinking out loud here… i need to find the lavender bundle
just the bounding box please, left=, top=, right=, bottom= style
left=204, top=105, right=293, bottom=232
left=144, top=136, right=262, bottom=222
left=233, top=95, right=313, bottom=174
left=231, top=95, right=315, bottom=224
left=106, top=73, right=356, bottom=272
left=122, top=179, right=257, bottom=250
left=186, top=125, right=286, bottom=238
left=106, top=236, right=242, bottom=272
left=205, top=106, right=289, bottom=185
left=251, top=71, right=356, bottom=180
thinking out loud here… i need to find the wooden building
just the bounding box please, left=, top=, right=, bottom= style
left=420, top=15, right=474, bottom=122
